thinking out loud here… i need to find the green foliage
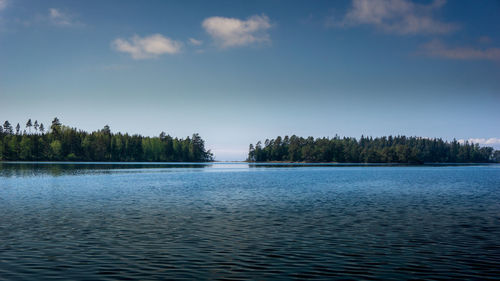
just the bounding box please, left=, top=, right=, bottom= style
left=50, top=140, right=62, bottom=160
left=0, top=118, right=213, bottom=162
left=248, top=135, right=496, bottom=163
left=493, top=150, right=500, bottom=163
left=19, top=136, right=32, bottom=160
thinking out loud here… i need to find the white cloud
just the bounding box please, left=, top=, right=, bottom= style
left=49, top=8, right=81, bottom=27
left=458, top=138, right=500, bottom=146
left=112, top=34, right=182, bottom=59
left=329, top=0, right=457, bottom=35
left=202, top=14, right=272, bottom=48
left=422, top=39, right=500, bottom=61
left=188, top=38, right=203, bottom=46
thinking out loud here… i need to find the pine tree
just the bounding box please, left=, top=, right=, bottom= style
left=3, top=121, right=13, bottom=134
left=51, top=117, right=61, bottom=135
left=26, top=119, right=32, bottom=134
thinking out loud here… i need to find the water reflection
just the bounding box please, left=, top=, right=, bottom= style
left=0, top=162, right=491, bottom=177
left=0, top=162, right=213, bottom=177
left=248, top=162, right=489, bottom=168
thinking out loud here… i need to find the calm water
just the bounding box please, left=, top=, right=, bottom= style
left=1, top=162, right=499, bottom=280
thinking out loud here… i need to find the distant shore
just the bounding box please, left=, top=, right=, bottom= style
left=248, top=135, right=499, bottom=163
left=246, top=161, right=496, bottom=165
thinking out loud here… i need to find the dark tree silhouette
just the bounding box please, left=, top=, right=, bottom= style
left=248, top=135, right=496, bottom=164
left=0, top=118, right=213, bottom=162
left=3, top=121, right=13, bottom=135
left=26, top=119, right=32, bottom=134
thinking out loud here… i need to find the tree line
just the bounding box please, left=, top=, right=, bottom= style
left=0, top=118, right=213, bottom=162
left=248, top=135, right=498, bottom=163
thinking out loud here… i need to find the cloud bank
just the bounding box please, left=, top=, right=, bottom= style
left=329, top=0, right=457, bottom=35
left=188, top=38, right=203, bottom=46
left=49, top=8, right=82, bottom=27
left=112, top=34, right=182, bottom=59
left=422, top=39, right=500, bottom=61
left=459, top=138, right=500, bottom=146
left=202, top=14, right=271, bottom=48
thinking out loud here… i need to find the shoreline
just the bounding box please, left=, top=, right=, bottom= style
left=245, top=161, right=496, bottom=165
left=0, top=161, right=496, bottom=165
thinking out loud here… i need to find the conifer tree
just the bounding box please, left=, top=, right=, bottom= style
left=26, top=119, right=32, bottom=134
left=3, top=121, right=13, bottom=135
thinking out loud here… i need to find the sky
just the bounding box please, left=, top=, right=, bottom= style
left=0, top=0, right=499, bottom=160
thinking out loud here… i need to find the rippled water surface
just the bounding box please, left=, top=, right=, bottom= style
left=1, top=162, right=499, bottom=280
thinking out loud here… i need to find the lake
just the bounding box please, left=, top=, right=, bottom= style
left=1, top=162, right=499, bottom=280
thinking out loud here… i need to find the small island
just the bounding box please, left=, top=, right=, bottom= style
left=248, top=135, right=498, bottom=163
left=2, top=118, right=498, bottom=164
left=0, top=118, right=213, bottom=162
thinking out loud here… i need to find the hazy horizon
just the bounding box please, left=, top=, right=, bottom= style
left=1, top=0, right=499, bottom=160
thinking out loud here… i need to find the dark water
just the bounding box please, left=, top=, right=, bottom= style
left=1, top=162, right=499, bottom=280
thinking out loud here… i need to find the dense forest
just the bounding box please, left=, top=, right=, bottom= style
left=248, top=135, right=498, bottom=163
left=0, top=118, right=213, bottom=162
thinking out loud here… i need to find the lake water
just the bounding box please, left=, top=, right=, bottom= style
left=1, top=162, right=499, bottom=280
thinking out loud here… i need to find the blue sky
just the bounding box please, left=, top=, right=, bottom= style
left=0, top=0, right=499, bottom=160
